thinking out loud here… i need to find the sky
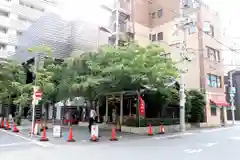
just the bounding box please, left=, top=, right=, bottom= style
left=54, top=0, right=113, bottom=26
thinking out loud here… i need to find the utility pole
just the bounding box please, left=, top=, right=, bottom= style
left=31, top=54, right=40, bottom=138
left=179, top=0, right=187, bottom=132
left=229, top=70, right=236, bottom=125
left=115, top=0, right=119, bottom=47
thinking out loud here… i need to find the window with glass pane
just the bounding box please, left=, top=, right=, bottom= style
left=211, top=75, right=217, bottom=87
left=189, top=22, right=196, bottom=34
left=207, top=74, right=222, bottom=88
left=152, top=34, right=156, bottom=41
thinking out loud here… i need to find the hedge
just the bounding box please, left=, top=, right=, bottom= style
left=124, top=117, right=180, bottom=127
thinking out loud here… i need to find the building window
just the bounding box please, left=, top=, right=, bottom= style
left=151, top=12, right=156, bottom=19
left=0, top=26, right=7, bottom=33
left=157, top=32, right=163, bottom=40
left=207, top=74, right=221, bottom=88
left=209, top=25, right=214, bottom=37
left=157, top=9, right=163, bottom=18
left=0, top=44, right=6, bottom=51
left=161, top=52, right=171, bottom=61
left=17, top=31, right=23, bottom=36
left=211, top=106, right=217, bottom=116
left=206, top=46, right=220, bottom=62
left=151, top=34, right=156, bottom=41
left=149, top=34, right=151, bottom=40
left=0, top=10, right=9, bottom=17
left=189, top=22, right=196, bottom=34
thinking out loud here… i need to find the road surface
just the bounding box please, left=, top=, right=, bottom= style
left=1, top=125, right=240, bottom=160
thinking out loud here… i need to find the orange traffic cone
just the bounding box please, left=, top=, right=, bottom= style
left=39, top=127, right=49, bottom=141
left=110, top=127, right=118, bottom=141
left=5, top=120, right=11, bottom=130
left=13, top=123, right=19, bottom=133
left=67, top=127, right=75, bottom=142
left=148, top=124, right=153, bottom=136
left=159, top=125, right=165, bottom=134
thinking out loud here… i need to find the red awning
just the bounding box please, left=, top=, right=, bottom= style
left=210, top=99, right=231, bottom=107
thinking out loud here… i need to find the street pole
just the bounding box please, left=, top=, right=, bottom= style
left=179, top=0, right=187, bottom=132
left=31, top=54, right=39, bottom=138
left=115, top=0, right=119, bottom=48
left=229, top=71, right=236, bottom=125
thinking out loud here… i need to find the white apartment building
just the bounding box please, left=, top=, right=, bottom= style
left=0, top=0, right=57, bottom=58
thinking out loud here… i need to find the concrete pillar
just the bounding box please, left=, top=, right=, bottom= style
left=120, top=93, right=123, bottom=125
left=105, top=96, right=108, bottom=123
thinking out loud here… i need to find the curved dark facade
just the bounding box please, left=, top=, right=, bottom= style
left=8, top=13, right=109, bottom=62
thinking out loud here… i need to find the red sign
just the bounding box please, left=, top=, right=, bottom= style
left=138, top=96, right=145, bottom=116
left=35, top=90, right=42, bottom=98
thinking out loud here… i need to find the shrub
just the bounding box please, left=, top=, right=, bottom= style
left=124, top=117, right=179, bottom=127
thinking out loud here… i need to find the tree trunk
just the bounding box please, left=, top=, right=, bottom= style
left=19, top=105, right=23, bottom=117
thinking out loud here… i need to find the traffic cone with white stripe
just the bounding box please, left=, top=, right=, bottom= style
left=158, top=125, right=165, bottom=134
left=148, top=124, right=153, bottom=136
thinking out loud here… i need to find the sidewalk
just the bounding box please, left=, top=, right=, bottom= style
left=18, top=119, right=53, bottom=130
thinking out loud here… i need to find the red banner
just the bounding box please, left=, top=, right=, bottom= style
left=138, top=96, right=145, bottom=116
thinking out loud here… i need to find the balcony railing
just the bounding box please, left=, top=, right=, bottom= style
left=9, top=19, right=31, bottom=31
left=0, top=32, right=8, bottom=44
left=11, top=4, right=44, bottom=21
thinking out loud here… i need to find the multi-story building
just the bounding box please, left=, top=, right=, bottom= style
left=0, top=0, right=57, bottom=58
left=104, top=0, right=229, bottom=126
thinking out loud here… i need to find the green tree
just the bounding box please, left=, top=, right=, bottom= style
left=79, top=43, right=179, bottom=99
left=188, top=90, right=206, bottom=123
left=0, top=59, right=28, bottom=118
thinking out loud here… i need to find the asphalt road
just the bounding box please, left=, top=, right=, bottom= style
left=0, top=129, right=42, bottom=152
left=1, top=125, right=240, bottom=160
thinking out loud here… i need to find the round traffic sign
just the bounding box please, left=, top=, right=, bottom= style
left=35, top=90, right=42, bottom=98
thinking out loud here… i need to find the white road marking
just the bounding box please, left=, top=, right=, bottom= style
left=154, top=132, right=194, bottom=140
left=0, top=129, right=54, bottom=147
left=205, top=142, right=217, bottom=147
left=184, top=149, right=202, bottom=154
left=228, top=136, right=240, bottom=140
left=201, top=127, right=229, bottom=133
left=0, top=142, right=33, bottom=147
